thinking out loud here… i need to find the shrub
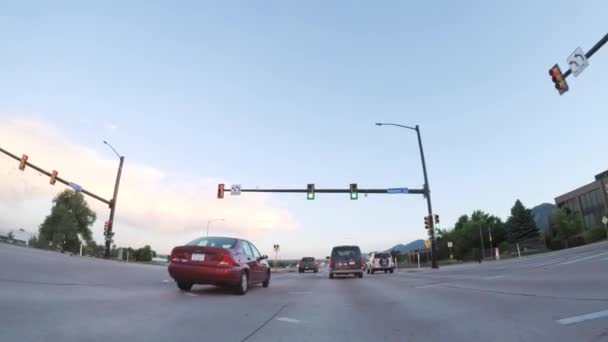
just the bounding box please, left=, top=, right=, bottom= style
left=584, top=225, right=607, bottom=244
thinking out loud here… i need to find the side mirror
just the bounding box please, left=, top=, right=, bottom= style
left=325, top=256, right=330, bottom=260
left=258, top=255, right=268, bottom=261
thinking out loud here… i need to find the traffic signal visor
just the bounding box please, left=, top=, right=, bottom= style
left=217, top=184, right=225, bottom=199
left=50, top=170, right=58, bottom=185
left=19, top=154, right=28, bottom=171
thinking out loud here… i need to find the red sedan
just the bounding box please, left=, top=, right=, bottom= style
left=168, top=236, right=270, bottom=295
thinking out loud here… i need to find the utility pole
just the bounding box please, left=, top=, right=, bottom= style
left=104, top=141, right=125, bottom=259
left=488, top=225, right=494, bottom=260
left=415, top=125, right=438, bottom=269
left=479, top=224, right=485, bottom=261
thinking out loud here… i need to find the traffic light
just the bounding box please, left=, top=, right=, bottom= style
left=434, top=214, right=439, bottom=228
left=217, top=183, right=225, bottom=199
left=18, top=154, right=28, bottom=171
left=349, top=183, right=358, bottom=200
left=427, top=228, right=434, bottom=237
left=549, top=64, right=569, bottom=95
left=104, top=220, right=111, bottom=234
left=307, top=183, right=315, bottom=200
left=50, top=170, right=58, bottom=185
left=424, top=216, right=431, bottom=229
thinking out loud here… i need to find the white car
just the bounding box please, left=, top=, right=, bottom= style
left=366, top=252, right=395, bottom=274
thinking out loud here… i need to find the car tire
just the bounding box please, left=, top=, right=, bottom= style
left=358, top=272, right=363, bottom=278
left=262, top=271, right=270, bottom=288
left=314, top=269, right=318, bottom=273
left=384, top=270, right=388, bottom=274
left=329, top=273, right=334, bottom=279
left=177, top=281, right=193, bottom=291
left=390, top=269, right=394, bottom=274
left=235, top=272, right=249, bottom=295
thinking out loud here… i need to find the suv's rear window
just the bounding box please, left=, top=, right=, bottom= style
left=186, top=237, right=237, bottom=249
left=331, top=247, right=361, bottom=259
left=302, top=257, right=315, bottom=262
left=374, top=253, right=389, bottom=259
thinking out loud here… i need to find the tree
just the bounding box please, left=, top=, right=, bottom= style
left=551, top=207, right=583, bottom=248
left=38, top=190, right=96, bottom=253
left=134, top=245, right=154, bottom=262
left=506, top=200, right=539, bottom=243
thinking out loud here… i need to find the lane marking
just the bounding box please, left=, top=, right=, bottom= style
left=525, top=259, right=563, bottom=268
left=276, top=317, right=301, bottom=324
left=559, top=251, right=608, bottom=265
left=288, top=291, right=313, bottom=295
left=483, top=275, right=504, bottom=280
left=162, top=279, right=170, bottom=283
left=184, top=292, right=198, bottom=297
left=557, top=309, right=608, bottom=325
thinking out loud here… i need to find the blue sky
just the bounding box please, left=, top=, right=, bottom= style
left=1, top=1, right=607, bottom=257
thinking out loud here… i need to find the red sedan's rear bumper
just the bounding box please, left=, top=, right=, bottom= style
left=168, top=263, right=242, bottom=286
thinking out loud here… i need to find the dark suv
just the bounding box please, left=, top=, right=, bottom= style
left=298, top=257, right=318, bottom=273
left=327, top=245, right=364, bottom=279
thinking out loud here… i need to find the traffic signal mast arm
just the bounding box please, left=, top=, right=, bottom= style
left=223, top=187, right=425, bottom=194
left=0, top=146, right=112, bottom=207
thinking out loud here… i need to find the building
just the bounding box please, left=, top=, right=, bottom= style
left=555, top=170, right=608, bottom=228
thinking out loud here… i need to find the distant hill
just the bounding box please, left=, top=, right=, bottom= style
left=385, top=239, right=425, bottom=253
left=531, top=203, right=556, bottom=232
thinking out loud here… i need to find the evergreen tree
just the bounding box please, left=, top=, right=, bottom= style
left=506, top=200, right=539, bottom=243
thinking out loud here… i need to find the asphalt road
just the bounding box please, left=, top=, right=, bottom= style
left=1, top=242, right=607, bottom=342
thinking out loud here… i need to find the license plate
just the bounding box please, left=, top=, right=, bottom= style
left=191, top=253, right=205, bottom=261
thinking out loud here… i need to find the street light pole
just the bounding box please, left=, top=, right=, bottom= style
left=103, top=141, right=125, bottom=259
left=478, top=224, right=485, bottom=261
left=206, top=218, right=225, bottom=237
left=375, top=123, right=438, bottom=269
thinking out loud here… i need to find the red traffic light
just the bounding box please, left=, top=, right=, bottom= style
left=549, top=64, right=569, bottom=95
left=18, top=154, right=28, bottom=171
left=217, top=184, right=225, bottom=199
left=50, top=170, right=58, bottom=185
left=104, top=221, right=111, bottom=232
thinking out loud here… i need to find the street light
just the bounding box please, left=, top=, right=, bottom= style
left=103, top=140, right=125, bottom=259
left=19, top=228, right=33, bottom=247
left=206, top=218, right=225, bottom=237
left=375, top=122, right=438, bottom=269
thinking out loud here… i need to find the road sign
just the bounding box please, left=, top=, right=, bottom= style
left=602, top=216, right=608, bottom=225
left=567, top=47, right=589, bottom=77
left=68, top=182, right=82, bottom=192
left=231, top=184, right=241, bottom=196
left=447, top=241, right=453, bottom=248
left=387, top=187, right=408, bottom=194
left=424, top=240, right=431, bottom=249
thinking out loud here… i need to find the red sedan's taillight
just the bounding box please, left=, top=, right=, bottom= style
left=218, top=253, right=237, bottom=267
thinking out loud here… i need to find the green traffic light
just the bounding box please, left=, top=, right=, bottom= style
left=350, top=192, right=358, bottom=200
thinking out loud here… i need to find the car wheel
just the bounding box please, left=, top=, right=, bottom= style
left=177, top=281, right=193, bottom=291
left=314, top=269, right=318, bottom=273
left=384, top=270, right=388, bottom=274
left=390, top=269, right=394, bottom=274
left=235, top=272, right=249, bottom=295
left=262, top=270, right=270, bottom=288
left=358, top=272, right=363, bottom=278
left=329, top=273, right=334, bottom=279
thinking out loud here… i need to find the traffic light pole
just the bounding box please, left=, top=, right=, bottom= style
left=414, top=125, right=438, bottom=269
left=104, top=155, right=124, bottom=259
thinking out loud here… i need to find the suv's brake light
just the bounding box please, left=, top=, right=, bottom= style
left=329, top=259, right=333, bottom=267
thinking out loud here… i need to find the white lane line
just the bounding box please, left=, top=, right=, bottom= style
left=557, top=309, right=608, bottom=325
left=184, top=292, right=198, bottom=297
left=525, top=259, right=563, bottom=268
left=559, top=251, right=608, bottom=265
left=162, top=279, right=171, bottom=283
left=288, top=291, right=312, bottom=295
left=276, top=317, right=302, bottom=324
left=483, top=275, right=504, bottom=280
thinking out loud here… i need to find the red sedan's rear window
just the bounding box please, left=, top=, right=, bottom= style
left=186, top=237, right=237, bottom=249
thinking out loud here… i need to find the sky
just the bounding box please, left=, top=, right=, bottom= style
left=1, top=1, right=607, bottom=258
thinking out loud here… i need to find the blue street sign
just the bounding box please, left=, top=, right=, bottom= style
left=387, top=188, right=408, bottom=194
left=68, top=182, right=82, bottom=192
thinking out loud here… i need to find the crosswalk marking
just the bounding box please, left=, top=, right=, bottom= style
left=559, top=251, right=608, bottom=265
left=557, top=309, right=608, bottom=325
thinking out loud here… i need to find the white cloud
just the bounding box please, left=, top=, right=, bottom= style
left=0, top=117, right=297, bottom=252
